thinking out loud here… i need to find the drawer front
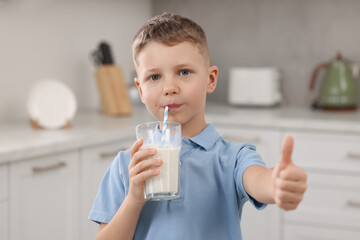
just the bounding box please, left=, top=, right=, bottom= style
left=286, top=131, right=360, bottom=173
left=284, top=224, right=360, bottom=240
left=285, top=172, right=360, bottom=230
left=0, top=164, right=8, bottom=201
left=216, top=126, right=281, bottom=166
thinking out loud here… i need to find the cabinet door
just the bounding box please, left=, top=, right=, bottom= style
left=216, top=126, right=282, bottom=240
left=285, top=224, right=360, bottom=240
left=285, top=172, right=360, bottom=230
left=0, top=164, right=9, bottom=240
left=283, top=131, right=360, bottom=238
left=80, top=139, right=134, bottom=240
left=285, top=131, right=360, bottom=174
left=10, top=151, right=79, bottom=240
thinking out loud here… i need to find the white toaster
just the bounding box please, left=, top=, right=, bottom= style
left=228, top=67, right=282, bottom=106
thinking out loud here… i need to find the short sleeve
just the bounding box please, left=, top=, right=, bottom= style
left=88, top=150, right=130, bottom=224
left=234, top=143, right=267, bottom=210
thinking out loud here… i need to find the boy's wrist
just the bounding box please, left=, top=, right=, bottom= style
left=124, top=194, right=146, bottom=210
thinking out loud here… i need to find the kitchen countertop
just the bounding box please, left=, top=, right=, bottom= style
left=1, top=103, right=360, bottom=164
left=205, top=104, right=360, bottom=133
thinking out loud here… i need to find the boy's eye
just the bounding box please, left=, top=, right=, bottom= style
left=179, top=70, right=190, bottom=76
left=149, top=75, right=159, bottom=81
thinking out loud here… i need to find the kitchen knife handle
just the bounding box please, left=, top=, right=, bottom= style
left=99, top=42, right=114, bottom=65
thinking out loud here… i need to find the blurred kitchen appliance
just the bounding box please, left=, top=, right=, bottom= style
left=91, top=41, right=132, bottom=115
left=228, top=67, right=282, bottom=106
left=309, top=53, right=359, bottom=110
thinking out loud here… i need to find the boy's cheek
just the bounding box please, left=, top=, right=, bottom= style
left=142, top=99, right=162, bottom=120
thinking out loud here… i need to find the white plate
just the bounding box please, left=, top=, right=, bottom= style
left=27, top=79, right=77, bottom=129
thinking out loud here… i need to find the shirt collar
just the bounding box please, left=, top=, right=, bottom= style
left=185, top=123, right=220, bottom=151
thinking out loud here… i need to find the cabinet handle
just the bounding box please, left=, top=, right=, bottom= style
left=99, top=148, right=128, bottom=159
left=222, top=135, right=261, bottom=143
left=32, top=161, right=66, bottom=174
left=346, top=200, right=360, bottom=208
left=347, top=153, right=360, bottom=160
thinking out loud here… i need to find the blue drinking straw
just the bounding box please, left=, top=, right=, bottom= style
left=161, top=106, right=168, bottom=146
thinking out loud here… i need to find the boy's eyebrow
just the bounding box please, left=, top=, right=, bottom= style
left=143, top=62, right=195, bottom=74
left=144, top=67, right=160, bottom=73
left=140, top=67, right=161, bottom=78
left=174, top=62, right=195, bottom=69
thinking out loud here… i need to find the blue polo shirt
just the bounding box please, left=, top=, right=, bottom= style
left=89, top=123, right=266, bottom=239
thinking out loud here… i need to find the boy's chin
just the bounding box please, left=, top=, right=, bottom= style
left=164, top=116, right=183, bottom=124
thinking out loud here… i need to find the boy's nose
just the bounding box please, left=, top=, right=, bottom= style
left=163, top=81, right=179, bottom=96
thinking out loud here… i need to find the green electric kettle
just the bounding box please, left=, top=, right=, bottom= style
left=309, top=53, right=359, bottom=110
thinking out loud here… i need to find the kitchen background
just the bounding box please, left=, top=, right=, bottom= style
left=2, top=1, right=360, bottom=240
left=1, top=0, right=360, bottom=121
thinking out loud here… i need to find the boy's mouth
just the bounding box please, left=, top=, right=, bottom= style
left=166, top=104, right=182, bottom=111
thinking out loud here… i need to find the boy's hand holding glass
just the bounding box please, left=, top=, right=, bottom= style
left=128, top=138, right=162, bottom=205
left=272, top=136, right=307, bottom=211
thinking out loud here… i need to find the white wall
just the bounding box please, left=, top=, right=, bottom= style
left=0, top=0, right=152, bottom=121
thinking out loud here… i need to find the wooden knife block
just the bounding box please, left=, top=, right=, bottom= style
left=95, top=65, right=132, bottom=115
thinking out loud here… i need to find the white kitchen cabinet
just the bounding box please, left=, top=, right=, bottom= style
left=10, top=151, right=80, bottom=240
left=216, top=126, right=282, bottom=240
left=283, top=131, right=360, bottom=239
left=0, top=164, right=9, bottom=240
left=285, top=172, right=360, bottom=230
left=284, top=224, right=360, bottom=240
left=80, top=138, right=134, bottom=240
left=287, top=131, right=360, bottom=174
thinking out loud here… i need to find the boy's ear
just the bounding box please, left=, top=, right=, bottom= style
left=134, top=77, right=145, bottom=103
left=207, top=65, right=218, bottom=94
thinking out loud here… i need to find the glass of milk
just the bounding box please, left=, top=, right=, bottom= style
left=135, top=121, right=181, bottom=201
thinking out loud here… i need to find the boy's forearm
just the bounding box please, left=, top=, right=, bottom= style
left=243, top=165, right=275, bottom=204
left=96, top=196, right=144, bottom=240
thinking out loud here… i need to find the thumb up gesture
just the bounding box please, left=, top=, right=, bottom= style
left=272, top=136, right=307, bottom=210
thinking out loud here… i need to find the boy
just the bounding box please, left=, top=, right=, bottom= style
left=89, top=13, right=307, bottom=240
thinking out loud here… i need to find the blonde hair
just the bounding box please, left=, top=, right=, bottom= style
left=132, top=12, right=209, bottom=65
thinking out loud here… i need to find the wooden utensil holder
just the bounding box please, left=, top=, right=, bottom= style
left=95, top=65, right=132, bottom=115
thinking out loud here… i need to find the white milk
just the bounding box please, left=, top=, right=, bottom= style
left=144, top=146, right=180, bottom=200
